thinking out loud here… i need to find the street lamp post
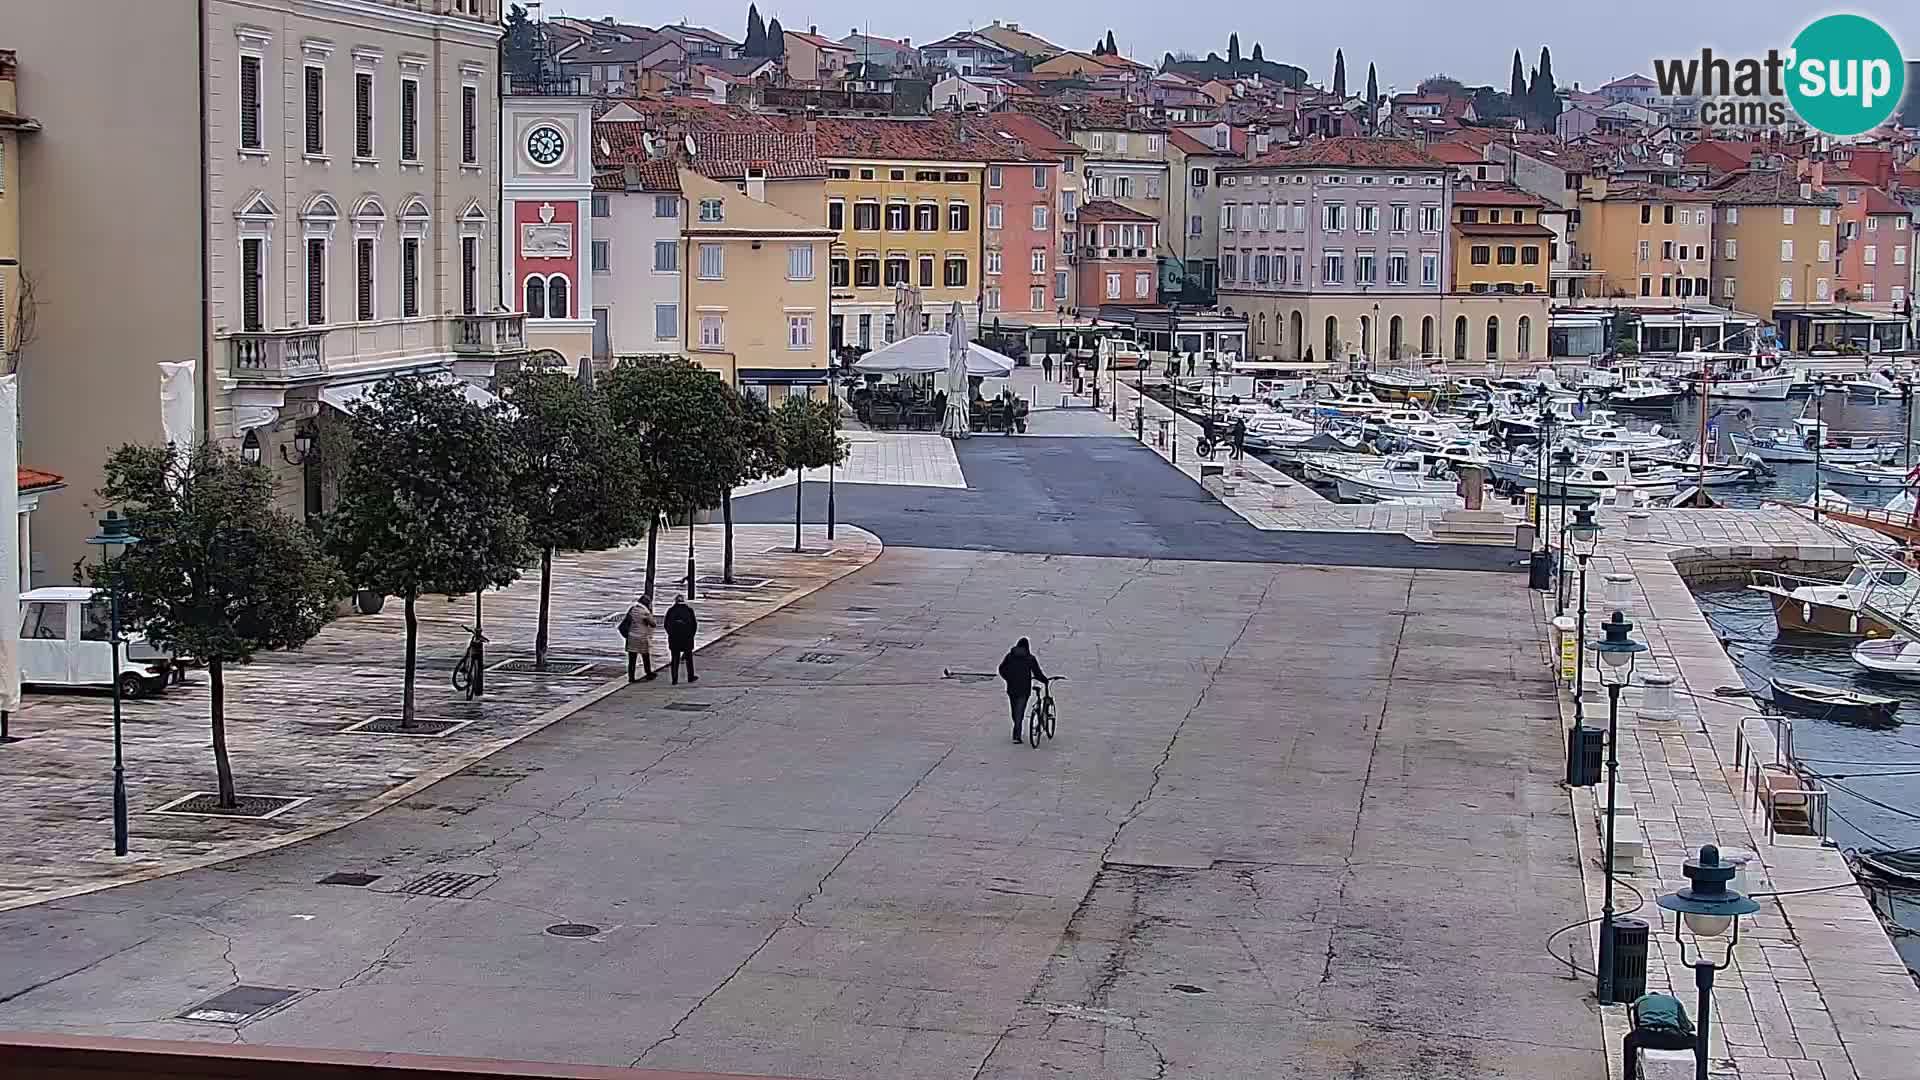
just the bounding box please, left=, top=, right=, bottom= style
left=686, top=512, right=699, bottom=600
left=1569, top=506, right=1601, bottom=735
left=1657, top=845, right=1761, bottom=1080
left=85, top=510, right=142, bottom=857
left=827, top=458, right=837, bottom=540
left=1553, top=447, right=1576, bottom=616
left=1591, top=610, right=1647, bottom=1004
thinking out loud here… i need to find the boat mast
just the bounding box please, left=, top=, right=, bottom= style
left=1698, top=355, right=1711, bottom=490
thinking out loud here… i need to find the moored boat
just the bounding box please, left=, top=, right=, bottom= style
left=1728, top=419, right=1897, bottom=464
left=1769, top=678, right=1901, bottom=724
left=1749, top=565, right=1905, bottom=639
left=1852, top=636, right=1920, bottom=682
left=1823, top=461, right=1915, bottom=489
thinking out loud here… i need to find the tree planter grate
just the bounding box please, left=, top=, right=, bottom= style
left=179, top=986, right=302, bottom=1025
left=318, top=872, right=381, bottom=887
left=794, top=652, right=841, bottom=665
left=398, top=871, right=494, bottom=898
left=764, top=546, right=837, bottom=557
left=150, top=793, right=309, bottom=820
left=487, top=658, right=596, bottom=676
left=697, top=574, right=771, bottom=588
left=342, top=717, right=473, bottom=738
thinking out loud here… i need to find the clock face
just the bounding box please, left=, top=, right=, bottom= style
left=527, top=125, right=565, bottom=166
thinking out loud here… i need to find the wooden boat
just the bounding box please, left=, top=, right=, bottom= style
left=1853, top=849, right=1920, bottom=887
left=1748, top=565, right=1905, bottom=639
left=1824, top=461, right=1914, bottom=489
left=1769, top=678, right=1900, bottom=723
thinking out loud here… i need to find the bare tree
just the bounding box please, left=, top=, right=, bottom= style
left=3, top=269, right=44, bottom=376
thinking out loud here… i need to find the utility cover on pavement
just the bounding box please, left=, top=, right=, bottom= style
left=397, top=871, right=493, bottom=898
left=318, top=872, right=381, bottom=887
left=665, top=702, right=712, bottom=711
left=545, top=923, right=601, bottom=938
left=179, top=985, right=300, bottom=1024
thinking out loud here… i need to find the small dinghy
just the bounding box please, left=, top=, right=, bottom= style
left=1769, top=677, right=1901, bottom=723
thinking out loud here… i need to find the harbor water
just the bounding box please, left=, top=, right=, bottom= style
left=1644, top=392, right=1919, bottom=509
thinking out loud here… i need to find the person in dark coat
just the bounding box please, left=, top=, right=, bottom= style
left=1041, top=354, right=1054, bottom=382
left=997, top=638, right=1050, bottom=743
left=1231, top=416, right=1248, bottom=460
left=1200, top=411, right=1217, bottom=456
left=664, top=594, right=699, bottom=684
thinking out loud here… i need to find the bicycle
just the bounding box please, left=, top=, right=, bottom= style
left=1027, top=679, right=1058, bottom=748
left=450, top=624, right=489, bottom=699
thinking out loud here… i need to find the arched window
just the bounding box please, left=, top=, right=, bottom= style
left=1358, top=314, right=1372, bottom=360
left=1256, top=312, right=1266, bottom=344
left=1389, top=315, right=1403, bottom=361
left=1289, top=310, right=1304, bottom=361
left=1421, top=316, right=1434, bottom=357
left=1517, top=315, right=1532, bottom=359
left=1324, top=315, right=1339, bottom=362
left=547, top=274, right=570, bottom=319
left=524, top=276, right=547, bottom=318
left=1485, top=315, right=1500, bottom=360
left=1453, top=315, right=1467, bottom=360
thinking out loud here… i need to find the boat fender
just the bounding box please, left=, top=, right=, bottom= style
left=1803, top=602, right=1813, bottom=623
left=1850, top=614, right=1860, bottom=634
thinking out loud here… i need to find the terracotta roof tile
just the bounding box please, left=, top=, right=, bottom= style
left=1235, top=137, right=1446, bottom=170
left=18, top=467, right=63, bottom=491
left=1858, top=186, right=1910, bottom=216
left=1707, top=168, right=1838, bottom=206
left=1597, top=180, right=1717, bottom=202
left=1425, top=142, right=1486, bottom=165
left=796, top=115, right=1056, bottom=163
left=988, top=111, right=1080, bottom=156
left=686, top=131, right=827, bottom=179
left=1076, top=199, right=1157, bottom=223
left=1454, top=221, right=1557, bottom=238
left=1452, top=186, right=1548, bottom=208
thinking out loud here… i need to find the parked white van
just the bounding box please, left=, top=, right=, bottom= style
left=18, top=587, right=174, bottom=698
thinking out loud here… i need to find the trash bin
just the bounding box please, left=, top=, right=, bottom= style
left=1609, top=917, right=1650, bottom=1001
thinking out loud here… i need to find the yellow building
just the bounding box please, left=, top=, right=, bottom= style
left=1573, top=177, right=1715, bottom=305
left=679, top=168, right=834, bottom=397
left=1704, top=168, right=1839, bottom=343
left=0, top=50, right=34, bottom=370
left=806, top=117, right=989, bottom=350
left=1450, top=189, right=1554, bottom=295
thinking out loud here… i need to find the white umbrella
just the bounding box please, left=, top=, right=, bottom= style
left=852, top=334, right=1015, bottom=377
left=944, top=302, right=971, bottom=438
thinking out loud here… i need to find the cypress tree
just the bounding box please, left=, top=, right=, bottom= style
left=1332, top=49, right=1346, bottom=98
left=767, top=17, right=785, bottom=59
left=1252, top=42, right=1264, bottom=62
left=1104, top=30, right=1118, bottom=55
left=743, top=5, right=765, bottom=56
left=1228, top=34, right=1240, bottom=64
left=1365, top=63, right=1378, bottom=131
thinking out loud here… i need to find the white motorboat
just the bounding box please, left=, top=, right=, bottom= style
left=1750, top=563, right=1908, bottom=639
left=1853, top=637, right=1920, bottom=682
left=1845, top=372, right=1901, bottom=399
left=1328, top=453, right=1461, bottom=503
left=1485, top=455, right=1681, bottom=500
left=1570, top=418, right=1683, bottom=455
left=1823, top=461, right=1915, bottom=489
left=1314, top=388, right=1398, bottom=418
left=1608, top=377, right=1684, bottom=408
left=1711, top=370, right=1793, bottom=400
left=1728, top=419, right=1897, bottom=464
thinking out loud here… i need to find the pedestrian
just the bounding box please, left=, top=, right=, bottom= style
left=619, top=593, right=657, bottom=682
left=665, top=594, right=699, bottom=684
left=1201, top=411, right=1217, bottom=457
left=1186, top=352, right=1196, bottom=378
left=1042, top=354, right=1054, bottom=382
left=997, top=637, right=1050, bottom=744
left=1231, top=416, right=1248, bottom=460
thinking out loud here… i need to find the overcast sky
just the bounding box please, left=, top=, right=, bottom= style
left=552, top=1, right=1916, bottom=94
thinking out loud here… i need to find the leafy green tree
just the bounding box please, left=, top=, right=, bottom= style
left=767, top=17, right=786, bottom=59
left=770, top=396, right=848, bottom=552
left=744, top=4, right=766, bottom=56
left=326, top=375, right=529, bottom=726
left=603, top=360, right=742, bottom=598
left=502, top=367, right=648, bottom=672
left=713, top=390, right=781, bottom=583
left=93, top=443, right=346, bottom=808
left=1332, top=49, right=1346, bottom=98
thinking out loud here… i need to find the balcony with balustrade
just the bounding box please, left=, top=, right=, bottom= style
left=452, top=312, right=528, bottom=357
left=227, top=329, right=328, bottom=384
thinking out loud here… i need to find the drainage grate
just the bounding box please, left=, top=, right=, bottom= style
left=342, top=716, right=472, bottom=738
left=397, top=871, right=493, bottom=898
left=179, top=985, right=301, bottom=1025
left=487, top=658, right=595, bottom=677
left=794, top=652, right=841, bottom=665
left=545, top=923, right=602, bottom=938
left=845, top=605, right=877, bottom=613
left=664, top=702, right=712, bottom=711
left=1170, top=983, right=1209, bottom=995
left=318, top=872, right=381, bottom=887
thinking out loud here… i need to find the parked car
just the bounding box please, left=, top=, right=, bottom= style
left=1104, top=340, right=1149, bottom=370
left=18, top=587, right=173, bottom=698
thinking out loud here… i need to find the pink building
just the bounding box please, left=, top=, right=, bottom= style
left=1074, top=200, right=1159, bottom=308
left=1827, top=174, right=1912, bottom=309
left=983, top=156, right=1063, bottom=320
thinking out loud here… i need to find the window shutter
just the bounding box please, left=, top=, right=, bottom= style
left=355, top=73, right=373, bottom=158
left=461, top=236, right=477, bottom=315
left=305, top=67, right=325, bottom=155
left=241, top=239, right=263, bottom=331
left=402, top=238, right=419, bottom=317
left=240, top=55, right=262, bottom=150
left=401, top=80, right=418, bottom=161
left=356, top=238, right=375, bottom=320
left=461, top=86, right=477, bottom=164
left=307, top=239, right=326, bottom=323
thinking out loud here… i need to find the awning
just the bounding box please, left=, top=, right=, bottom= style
left=852, top=333, right=1015, bottom=377
left=737, top=367, right=832, bottom=385
left=320, top=376, right=500, bottom=413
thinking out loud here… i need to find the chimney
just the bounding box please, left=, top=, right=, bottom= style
left=902, top=37, right=910, bottom=46
left=1799, top=181, right=1813, bottom=201
left=624, top=162, right=642, bottom=188
left=808, top=24, right=816, bottom=36
left=745, top=166, right=767, bottom=202
left=805, top=104, right=818, bottom=138
left=1007, top=22, right=1019, bottom=30
left=1245, top=124, right=1261, bottom=161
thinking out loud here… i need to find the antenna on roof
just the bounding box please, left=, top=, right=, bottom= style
left=598, top=136, right=611, bottom=157
left=643, top=131, right=659, bottom=157
left=684, top=133, right=698, bottom=158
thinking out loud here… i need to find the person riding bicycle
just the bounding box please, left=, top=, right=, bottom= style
left=998, top=638, right=1050, bottom=744
left=1200, top=411, right=1217, bottom=457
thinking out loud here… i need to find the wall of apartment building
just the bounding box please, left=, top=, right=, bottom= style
left=1836, top=205, right=1912, bottom=307
left=0, top=61, right=21, bottom=375
left=3, top=0, right=202, bottom=586
left=983, top=160, right=1058, bottom=319
left=681, top=171, right=833, bottom=384
left=598, top=186, right=683, bottom=355
left=1574, top=195, right=1712, bottom=303
left=204, top=0, right=502, bottom=394
left=1710, top=202, right=1839, bottom=316
left=1054, top=149, right=1084, bottom=311
left=1165, top=148, right=1230, bottom=289
left=1082, top=161, right=1168, bottom=240
left=1490, top=147, right=1577, bottom=211
left=1450, top=229, right=1553, bottom=292
left=824, top=160, right=982, bottom=344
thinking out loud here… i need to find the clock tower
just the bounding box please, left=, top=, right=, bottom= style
left=501, top=83, right=595, bottom=363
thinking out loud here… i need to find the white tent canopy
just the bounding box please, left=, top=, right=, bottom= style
left=320, top=375, right=500, bottom=413
left=852, top=333, right=1014, bottom=378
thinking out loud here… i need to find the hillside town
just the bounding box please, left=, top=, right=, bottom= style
left=6, top=4, right=1920, bottom=1080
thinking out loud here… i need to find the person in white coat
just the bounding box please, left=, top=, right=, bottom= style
left=620, top=594, right=657, bottom=682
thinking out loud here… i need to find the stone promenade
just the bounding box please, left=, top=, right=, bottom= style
left=0, top=524, right=879, bottom=912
